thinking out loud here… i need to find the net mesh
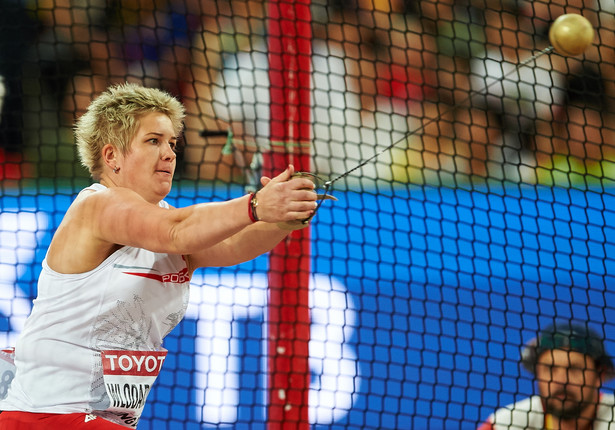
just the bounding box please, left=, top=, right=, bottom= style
left=1, top=0, right=615, bottom=428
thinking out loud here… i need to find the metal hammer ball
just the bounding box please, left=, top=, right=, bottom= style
left=549, top=13, right=594, bottom=56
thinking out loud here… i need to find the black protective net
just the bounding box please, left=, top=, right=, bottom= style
left=1, top=0, right=614, bottom=428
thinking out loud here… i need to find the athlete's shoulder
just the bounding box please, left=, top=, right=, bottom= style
left=74, top=185, right=148, bottom=208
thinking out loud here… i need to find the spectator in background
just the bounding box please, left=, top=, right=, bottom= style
left=466, top=0, right=568, bottom=182
left=418, top=0, right=615, bottom=184
left=12, top=0, right=120, bottom=178
left=351, top=0, right=443, bottom=184
left=415, top=0, right=494, bottom=181
left=181, top=0, right=440, bottom=185
left=16, top=0, right=200, bottom=178
left=0, top=0, right=39, bottom=152
left=478, top=322, right=615, bottom=430
left=0, top=0, right=39, bottom=177
left=525, top=0, right=615, bottom=183
left=181, top=0, right=269, bottom=182
left=527, top=0, right=615, bottom=98
left=544, top=68, right=615, bottom=183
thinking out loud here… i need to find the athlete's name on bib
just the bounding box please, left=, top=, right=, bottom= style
left=106, top=382, right=152, bottom=410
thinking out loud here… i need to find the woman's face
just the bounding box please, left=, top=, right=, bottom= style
left=117, top=112, right=179, bottom=203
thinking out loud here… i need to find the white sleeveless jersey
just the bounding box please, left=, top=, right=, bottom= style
left=0, top=184, right=191, bottom=428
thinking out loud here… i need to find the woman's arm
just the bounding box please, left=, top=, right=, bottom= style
left=46, top=166, right=316, bottom=274
left=185, top=221, right=294, bottom=270
left=185, top=168, right=317, bottom=269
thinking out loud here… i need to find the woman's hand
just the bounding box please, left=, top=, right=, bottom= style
left=254, top=165, right=318, bottom=223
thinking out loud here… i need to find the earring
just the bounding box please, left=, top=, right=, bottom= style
left=113, top=167, right=120, bottom=174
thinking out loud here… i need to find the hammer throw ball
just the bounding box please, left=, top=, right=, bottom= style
left=549, top=13, right=594, bottom=57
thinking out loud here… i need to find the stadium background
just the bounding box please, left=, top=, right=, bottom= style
left=1, top=0, right=615, bottom=428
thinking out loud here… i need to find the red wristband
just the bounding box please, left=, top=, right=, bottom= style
left=248, top=192, right=259, bottom=223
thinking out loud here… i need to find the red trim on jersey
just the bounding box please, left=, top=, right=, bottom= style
left=0, top=412, right=126, bottom=429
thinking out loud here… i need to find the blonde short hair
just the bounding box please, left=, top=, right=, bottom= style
left=75, top=82, right=186, bottom=180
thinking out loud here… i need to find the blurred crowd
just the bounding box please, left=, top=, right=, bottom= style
left=0, top=0, right=614, bottom=185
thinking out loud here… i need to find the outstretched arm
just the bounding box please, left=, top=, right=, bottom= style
left=186, top=167, right=317, bottom=269
left=46, top=166, right=316, bottom=274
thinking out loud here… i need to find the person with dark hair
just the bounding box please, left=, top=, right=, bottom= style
left=479, top=322, right=615, bottom=430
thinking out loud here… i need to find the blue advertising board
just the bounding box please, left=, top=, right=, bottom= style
left=1, top=183, right=614, bottom=429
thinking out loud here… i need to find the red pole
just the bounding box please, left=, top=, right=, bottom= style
left=265, top=0, right=312, bottom=428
